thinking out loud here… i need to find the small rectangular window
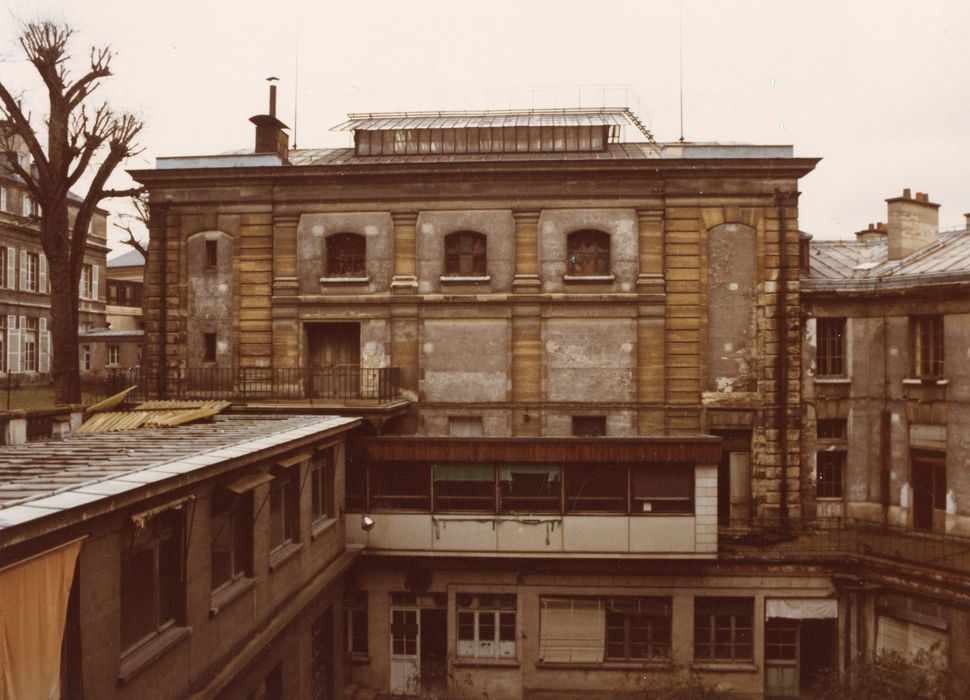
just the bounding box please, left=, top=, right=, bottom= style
left=911, top=315, right=944, bottom=378
left=269, top=470, right=299, bottom=551
left=457, top=593, right=517, bottom=660
left=817, top=419, right=847, bottom=440
left=448, top=416, right=484, bottom=437
left=203, top=333, right=217, bottom=363
left=816, top=452, right=844, bottom=499
left=572, top=415, right=606, bottom=437
left=311, top=450, right=335, bottom=524
left=345, top=590, right=369, bottom=655
left=204, top=240, right=218, bottom=269
left=816, top=318, right=846, bottom=377
left=210, top=489, right=252, bottom=591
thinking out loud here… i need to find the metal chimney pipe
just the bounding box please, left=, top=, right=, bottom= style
left=269, top=84, right=277, bottom=118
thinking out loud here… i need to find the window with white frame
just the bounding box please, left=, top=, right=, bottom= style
left=81, top=344, right=91, bottom=371
left=345, top=589, right=369, bottom=656
left=0, top=186, right=6, bottom=211
left=23, top=318, right=38, bottom=373
left=107, top=345, right=120, bottom=366
left=457, top=593, right=516, bottom=659
left=21, top=252, right=38, bottom=292
left=81, top=264, right=93, bottom=299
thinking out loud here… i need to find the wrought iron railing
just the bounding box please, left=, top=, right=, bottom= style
left=93, top=366, right=402, bottom=404
left=719, top=517, right=970, bottom=576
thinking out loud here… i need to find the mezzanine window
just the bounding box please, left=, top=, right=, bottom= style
left=606, top=597, right=672, bottom=661
left=444, top=231, right=487, bottom=276
left=566, top=229, right=610, bottom=276
left=325, top=233, right=366, bottom=278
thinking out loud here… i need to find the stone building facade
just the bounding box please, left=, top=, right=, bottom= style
left=128, top=100, right=838, bottom=699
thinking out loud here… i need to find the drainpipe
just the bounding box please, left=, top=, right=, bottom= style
left=154, top=202, right=169, bottom=399
left=775, top=189, right=790, bottom=523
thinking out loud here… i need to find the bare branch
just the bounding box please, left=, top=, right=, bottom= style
left=99, top=186, right=143, bottom=201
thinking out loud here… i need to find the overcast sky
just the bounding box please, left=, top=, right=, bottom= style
left=2, top=0, right=969, bottom=254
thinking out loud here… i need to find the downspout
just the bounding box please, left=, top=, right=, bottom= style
left=775, top=189, right=790, bottom=523
left=155, top=202, right=169, bottom=399
left=880, top=305, right=890, bottom=521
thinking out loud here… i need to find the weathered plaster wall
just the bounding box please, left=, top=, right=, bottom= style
left=543, top=318, right=636, bottom=402
left=296, top=212, right=394, bottom=294
left=415, top=210, right=515, bottom=293
left=421, top=318, right=510, bottom=403
left=537, top=209, right=639, bottom=293
left=707, top=223, right=757, bottom=393
left=186, top=230, right=233, bottom=367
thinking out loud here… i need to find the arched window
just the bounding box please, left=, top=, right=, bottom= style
left=444, top=231, right=487, bottom=276
left=326, top=233, right=366, bottom=277
left=566, top=229, right=610, bottom=275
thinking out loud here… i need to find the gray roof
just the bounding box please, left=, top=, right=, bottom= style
left=79, top=328, right=143, bottom=338
left=0, top=414, right=356, bottom=531
left=331, top=108, right=640, bottom=132
left=107, top=249, right=145, bottom=268
left=804, top=228, right=970, bottom=291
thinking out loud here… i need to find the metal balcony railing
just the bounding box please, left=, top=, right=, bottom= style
left=719, top=517, right=970, bottom=577
left=93, top=366, right=403, bottom=404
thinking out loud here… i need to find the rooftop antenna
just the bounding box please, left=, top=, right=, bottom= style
left=678, top=0, right=685, bottom=143
left=292, top=2, right=300, bottom=148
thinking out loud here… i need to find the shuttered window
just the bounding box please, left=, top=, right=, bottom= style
left=539, top=598, right=605, bottom=663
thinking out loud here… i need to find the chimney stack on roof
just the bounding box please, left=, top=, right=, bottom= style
left=965, top=212, right=970, bottom=230
left=885, top=188, right=939, bottom=260
left=249, top=77, right=289, bottom=163
left=855, top=222, right=888, bottom=243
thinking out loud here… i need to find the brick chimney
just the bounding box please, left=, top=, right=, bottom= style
left=249, top=78, right=290, bottom=163
left=885, top=189, right=939, bottom=260
left=854, top=222, right=888, bottom=243
left=965, top=212, right=970, bottom=230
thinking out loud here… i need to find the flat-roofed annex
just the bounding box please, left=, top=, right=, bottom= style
left=0, top=414, right=358, bottom=537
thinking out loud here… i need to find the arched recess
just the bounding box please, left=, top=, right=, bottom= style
left=706, top=223, right=757, bottom=393
left=443, top=230, right=487, bottom=276
left=186, top=230, right=234, bottom=368
left=566, top=229, right=611, bottom=275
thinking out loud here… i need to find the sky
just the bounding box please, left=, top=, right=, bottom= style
left=1, top=0, right=969, bottom=254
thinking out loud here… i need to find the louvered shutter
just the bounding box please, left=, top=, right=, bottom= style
left=39, top=254, right=47, bottom=294
left=7, top=315, right=21, bottom=373
left=38, top=317, right=50, bottom=374
left=5, top=247, right=13, bottom=289
left=0, top=187, right=6, bottom=211
left=91, top=264, right=99, bottom=300
left=539, top=598, right=605, bottom=663
left=20, top=250, right=27, bottom=290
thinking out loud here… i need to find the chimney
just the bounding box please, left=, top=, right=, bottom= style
left=885, top=188, right=939, bottom=260
left=965, top=212, right=970, bottom=230
left=249, top=78, right=290, bottom=163
left=854, top=222, right=888, bottom=243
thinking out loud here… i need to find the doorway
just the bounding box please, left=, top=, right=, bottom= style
left=764, top=617, right=838, bottom=698
left=306, top=323, right=360, bottom=398
left=420, top=609, right=448, bottom=697
left=389, top=607, right=420, bottom=696
left=912, top=450, right=946, bottom=532
left=711, top=429, right=752, bottom=526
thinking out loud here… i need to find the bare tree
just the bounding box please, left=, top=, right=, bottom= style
left=0, top=21, right=143, bottom=403
left=115, top=190, right=149, bottom=258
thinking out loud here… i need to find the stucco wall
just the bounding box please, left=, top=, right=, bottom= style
left=537, top=209, right=639, bottom=293
left=296, top=212, right=394, bottom=294
left=415, top=210, right=515, bottom=293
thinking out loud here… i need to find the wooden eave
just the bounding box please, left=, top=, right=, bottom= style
left=350, top=436, right=722, bottom=464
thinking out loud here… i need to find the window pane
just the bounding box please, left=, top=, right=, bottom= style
left=326, top=233, right=366, bottom=277
left=631, top=465, right=693, bottom=513
left=565, top=463, right=626, bottom=513
left=346, top=461, right=366, bottom=511
left=566, top=230, right=610, bottom=275
left=434, top=463, right=495, bottom=511
left=371, top=463, right=430, bottom=510
left=210, top=490, right=235, bottom=589
left=121, top=545, right=156, bottom=649
left=499, top=465, right=561, bottom=513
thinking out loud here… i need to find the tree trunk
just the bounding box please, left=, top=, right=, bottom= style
left=46, top=206, right=82, bottom=405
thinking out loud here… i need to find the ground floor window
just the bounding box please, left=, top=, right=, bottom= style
left=345, top=590, right=368, bottom=655
left=457, top=593, right=516, bottom=659
left=693, top=597, right=754, bottom=662
left=312, top=607, right=334, bottom=700
left=816, top=451, right=845, bottom=499
left=605, top=597, right=672, bottom=661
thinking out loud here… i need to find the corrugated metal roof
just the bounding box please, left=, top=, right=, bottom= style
left=805, top=229, right=970, bottom=289
left=0, top=415, right=358, bottom=529
left=76, top=400, right=232, bottom=434
left=331, top=108, right=637, bottom=132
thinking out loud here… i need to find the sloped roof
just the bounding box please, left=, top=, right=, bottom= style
left=804, top=228, right=970, bottom=291
left=107, top=249, right=145, bottom=267
left=331, top=108, right=640, bottom=132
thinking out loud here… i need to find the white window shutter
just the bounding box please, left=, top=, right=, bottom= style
left=39, top=317, right=50, bottom=374
left=5, top=247, right=14, bottom=290
left=19, top=250, right=27, bottom=290
left=39, top=254, right=47, bottom=294
left=7, top=315, right=20, bottom=374
left=22, top=194, right=30, bottom=217
left=0, top=187, right=6, bottom=211
left=78, top=270, right=84, bottom=299
left=92, top=264, right=99, bottom=300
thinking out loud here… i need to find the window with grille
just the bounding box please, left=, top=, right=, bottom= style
left=817, top=419, right=847, bottom=440
left=605, top=597, right=672, bottom=661
left=457, top=593, right=516, bottom=659
left=325, top=233, right=366, bottom=277
left=693, top=597, right=754, bottom=662
left=566, top=229, right=610, bottom=276
left=816, top=318, right=846, bottom=376
left=911, top=316, right=944, bottom=378
left=444, top=231, right=487, bottom=276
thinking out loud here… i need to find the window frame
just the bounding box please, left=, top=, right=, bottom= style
left=911, top=315, right=944, bottom=379
left=566, top=229, right=611, bottom=277
left=25, top=252, right=39, bottom=292
left=605, top=597, right=672, bottom=662
left=693, top=597, right=754, bottom=663
left=571, top=415, right=606, bottom=437
left=210, top=488, right=253, bottom=594
left=107, top=344, right=120, bottom=366
left=204, top=239, right=219, bottom=269
left=564, top=463, right=627, bottom=514
left=310, top=449, right=336, bottom=525
left=456, top=593, right=517, bottom=660
left=23, top=318, right=38, bottom=373
left=444, top=231, right=487, bottom=277
left=369, top=461, right=430, bottom=511
left=203, top=332, right=217, bottom=363
left=120, top=508, right=184, bottom=653
left=630, top=464, right=694, bottom=514
left=269, top=468, right=300, bottom=553
left=816, top=318, right=846, bottom=377
left=816, top=451, right=845, bottom=499
left=325, top=232, right=366, bottom=278
left=345, top=590, right=369, bottom=656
